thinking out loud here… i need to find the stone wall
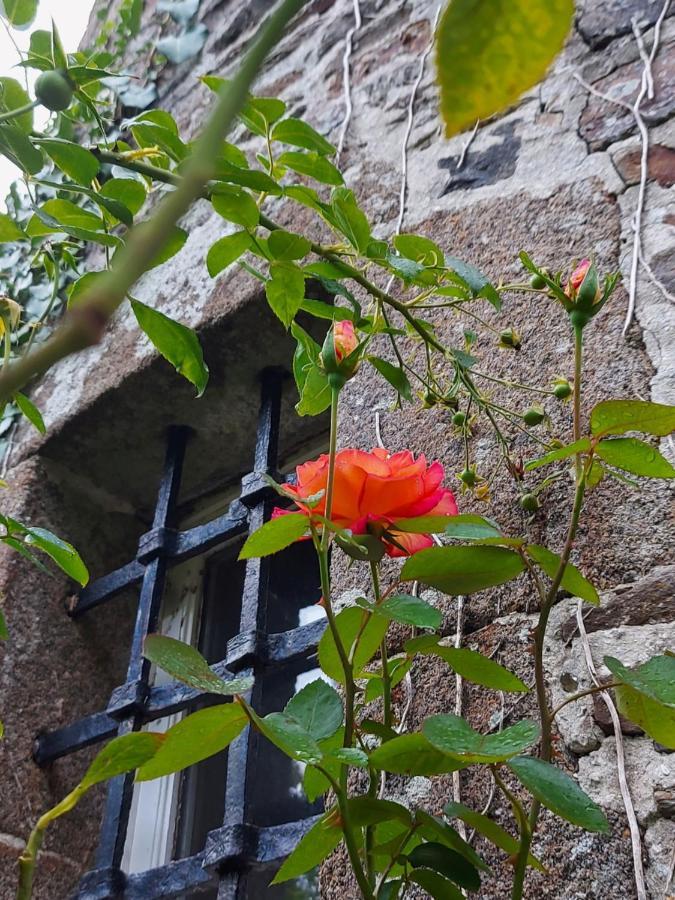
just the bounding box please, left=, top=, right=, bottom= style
left=0, top=0, right=673, bottom=897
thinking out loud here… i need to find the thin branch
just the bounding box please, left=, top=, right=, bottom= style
left=574, top=600, right=646, bottom=900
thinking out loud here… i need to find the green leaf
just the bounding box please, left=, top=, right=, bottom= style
left=51, top=20, right=68, bottom=71
left=330, top=187, right=371, bottom=252
left=408, top=842, right=480, bottom=891
left=525, top=545, right=599, bottom=606
left=130, top=298, right=209, bottom=397
left=268, top=229, right=312, bottom=260
left=401, top=545, right=525, bottom=595
left=0, top=212, right=26, bottom=242
left=100, top=178, right=146, bottom=216
left=391, top=515, right=464, bottom=535
left=409, top=868, right=465, bottom=899
left=206, top=230, right=252, bottom=276
left=375, top=593, right=441, bottom=629
left=415, top=810, right=489, bottom=873
left=423, top=715, right=539, bottom=763
left=24, top=526, right=88, bottom=585
left=596, top=437, right=675, bottom=479
left=81, top=732, right=165, bottom=789
left=27, top=199, right=103, bottom=235
left=14, top=392, right=45, bottom=434
left=525, top=438, right=591, bottom=470
left=0, top=0, right=39, bottom=28
left=271, top=809, right=342, bottom=884
left=211, top=186, right=259, bottom=229
left=443, top=514, right=502, bottom=541
left=136, top=704, right=248, bottom=781
left=278, top=150, right=343, bottom=185
left=239, top=512, right=308, bottom=559
left=348, top=797, right=412, bottom=827
left=131, top=122, right=187, bottom=163
left=0, top=77, right=33, bottom=132
left=394, top=234, right=445, bottom=267
left=507, top=756, right=610, bottom=833
left=590, top=399, right=675, bottom=437
left=143, top=634, right=253, bottom=696
left=147, top=226, right=187, bottom=269
left=303, top=728, right=344, bottom=801
left=425, top=645, right=528, bottom=693
left=296, top=365, right=331, bottom=417
left=369, top=733, right=469, bottom=776
left=444, top=801, right=544, bottom=871
left=285, top=678, right=343, bottom=740
left=255, top=709, right=323, bottom=763
left=318, top=605, right=389, bottom=684
left=265, top=261, right=306, bottom=328
left=435, top=0, right=574, bottom=137
left=37, top=138, right=99, bottom=184
left=604, top=655, right=675, bottom=748
left=0, top=606, right=7, bottom=640
left=369, top=356, right=412, bottom=402
left=271, top=117, right=335, bottom=156
left=444, top=256, right=501, bottom=309
left=0, top=123, right=43, bottom=174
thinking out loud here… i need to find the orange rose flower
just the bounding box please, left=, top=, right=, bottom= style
left=276, top=447, right=458, bottom=557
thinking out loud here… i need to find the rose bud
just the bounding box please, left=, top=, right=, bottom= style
left=320, top=319, right=360, bottom=388
left=565, top=259, right=607, bottom=328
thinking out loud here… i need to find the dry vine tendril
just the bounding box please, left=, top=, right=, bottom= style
left=0, top=0, right=673, bottom=899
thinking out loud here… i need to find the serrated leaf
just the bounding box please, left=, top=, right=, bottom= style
left=271, top=117, right=335, bottom=156
left=443, top=513, right=502, bottom=540
left=271, top=809, right=342, bottom=884
left=596, top=437, right=675, bottom=479
left=318, top=605, right=389, bottom=684
left=424, top=645, right=528, bottom=693
left=81, top=732, right=164, bottom=789
left=239, top=512, right=308, bottom=559
left=590, top=399, right=675, bottom=437
left=206, top=230, right=252, bottom=276
left=143, top=634, right=252, bottom=696
left=136, top=704, right=248, bottom=781
left=0, top=212, right=26, bottom=242
left=265, top=261, right=306, bottom=328
left=24, top=526, right=88, bottom=585
left=130, top=297, right=209, bottom=396
left=401, top=545, right=525, bottom=595
left=268, top=229, right=312, bottom=260
left=330, top=187, right=371, bottom=252
left=278, top=150, right=343, bottom=185
left=369, top=733, right=469, bottom=776
left=604, top=655, right=675, bottom=748
left=37, top=138, right=99, bottom=184
left=369, top=356, right=412, bottom=402
left=211, top=186, right=259, bottom=229
left=423, top=715, right=539, bottom=763
left=408, top=842, right=480, bottom=891
left=375, top=593, right=441, bottom=629
left=436, top=0, right=574, bottom=137
left=507, top=756, right=610, bottom=833
left=444, top=801, right=544, bottom=871
left=525, top=438, right=591, bottom=470
left=285, top=678, right=343, bottom=740
left=409, top=869, right=465, bottom=899
left=526, top=544, right=599, bottom=605
left=445, top=255, right=501, bottom=309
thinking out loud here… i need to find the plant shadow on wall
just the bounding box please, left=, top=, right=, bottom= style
left=0, top=0, right=672, bottom=899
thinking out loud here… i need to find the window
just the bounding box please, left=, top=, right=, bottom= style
left=34, top=371, right=329, bottom=899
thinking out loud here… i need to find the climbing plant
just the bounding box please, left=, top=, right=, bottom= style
left=0, top=0, right=672, bottom=899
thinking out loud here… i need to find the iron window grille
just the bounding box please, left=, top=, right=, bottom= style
left=33, top=369, right=328, bottom=899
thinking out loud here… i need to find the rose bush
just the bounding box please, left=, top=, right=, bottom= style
left=275, top=447, right=458, bottom=556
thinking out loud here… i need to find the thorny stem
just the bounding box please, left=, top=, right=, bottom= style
left=0, top=0, right=309, bottom=407
left=511, top=325, right=587, bottom=900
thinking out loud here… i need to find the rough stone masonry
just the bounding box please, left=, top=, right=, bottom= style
left=0, top=0, right=673, bottom=898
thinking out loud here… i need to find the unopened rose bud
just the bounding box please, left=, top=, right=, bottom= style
left=320, top=319, right=360, bottom=387
left=565, top=259, right=603, bottom=328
